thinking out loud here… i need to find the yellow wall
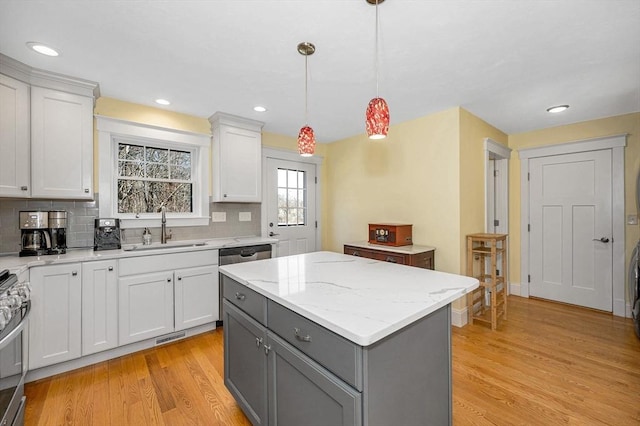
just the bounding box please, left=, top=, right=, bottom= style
left=95, top=97, right=210, bottom=134
left=459, top=109, right=509, bottom=272
left=324, top=107, right=463, bottom=274
left=508, top=112, right=640, bottom=289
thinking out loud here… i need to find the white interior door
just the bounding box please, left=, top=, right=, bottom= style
left=266, top=158, right=317, bottom=257
left=529, top=149, right=613, bottom=311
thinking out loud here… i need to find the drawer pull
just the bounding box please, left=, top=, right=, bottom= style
left=235, top=292, right=246, bottom=301
left=351, top=251, right=360, bottom=256
left=108, top=266, right=114, bottom=271
left=256, top=337, right=263, bottom=348
left=264, top=344, right=271, bottom=355
left=385, top=256, right=397, bottom=263
left=294, top=327, right=312, bottom=342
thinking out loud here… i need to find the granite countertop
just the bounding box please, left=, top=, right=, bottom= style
left=0, top=236, right=277, bottom=275
left=219, top=251, right=478, bottom=346
left=344, top=241, right=436, bottom=255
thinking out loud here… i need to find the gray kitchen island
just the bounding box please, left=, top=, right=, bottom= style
left=218, top=251, right=478, bottom=426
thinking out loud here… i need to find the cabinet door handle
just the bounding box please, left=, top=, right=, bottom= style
left=294, top=327, right=312, bottom=342
left=167, top=278, right=172, bottom=283
left=72, top=271, right=78, bottom=276
left=84, top=188, right=90, bottom=193
left=255, top=337, right=263, bottom=348
left=235, top=292, right=246, bottom=301
left=20, top=186, right=28, bottom=191
left=223, top=194, right=228, bottom=198
left=177, top=276, right=182, bottom=281
left=263, top=344, right=271, bottom=355
left=385, top=256, right=397, bottom=263
left=108, top=266, right=113, bottom=271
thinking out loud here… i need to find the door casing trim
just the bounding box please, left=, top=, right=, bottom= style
left=518, top=134, right=627, bottom=316
left=261, top=147, right=323, bottom=255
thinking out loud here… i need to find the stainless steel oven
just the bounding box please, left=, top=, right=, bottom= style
left=0, top=270, right=31, bottom=426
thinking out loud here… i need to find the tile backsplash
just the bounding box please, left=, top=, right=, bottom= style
left=0, top=197, right=261, bottom=254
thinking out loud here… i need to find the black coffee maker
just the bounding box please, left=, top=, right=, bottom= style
left=48, top=210, right=67, bottom=254
left=19, top=211, right=51, bottom=257
left=94, top=218, right=121, bottom=251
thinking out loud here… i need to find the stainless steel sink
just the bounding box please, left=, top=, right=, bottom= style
left=123, top=242, right=207, bottom=251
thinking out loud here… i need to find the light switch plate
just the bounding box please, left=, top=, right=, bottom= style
left=211, top=212, right=226, bottom=222
left=627, top=214, right=639, bottom=225
left=239, top=212, right=251, bottom=222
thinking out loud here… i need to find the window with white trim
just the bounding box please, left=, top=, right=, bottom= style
left=97, top=116, right=210, bottom=228
left=116, top=140, right=194, bottom=213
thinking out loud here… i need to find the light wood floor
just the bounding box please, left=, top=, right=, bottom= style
left=25, top=296, right=640, bottom=425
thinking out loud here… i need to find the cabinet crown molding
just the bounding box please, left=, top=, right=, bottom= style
left=208, top=112, right=264, bottom=133
left=0, top=53, right=100, bottom=99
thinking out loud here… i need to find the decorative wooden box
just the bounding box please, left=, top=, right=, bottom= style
left=368, top=223, right=413, bottom=246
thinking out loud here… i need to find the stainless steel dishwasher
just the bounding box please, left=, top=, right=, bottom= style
left=217, top=244, right=273, bottom=326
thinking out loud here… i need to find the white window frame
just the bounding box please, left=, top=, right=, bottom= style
left=97, top=116, right=210, bottom=228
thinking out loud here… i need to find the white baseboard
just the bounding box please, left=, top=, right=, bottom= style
left=510, top=281, right=522, bottom=297
left=617, top=298, right=631, bottom=318
left=451, top=306, right=468, bottom=328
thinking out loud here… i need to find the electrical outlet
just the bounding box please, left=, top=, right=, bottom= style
left=211, top=212, right=226, bottom=222
left=628, top=214, right=639, bottom=225
left=239, top=212, right=251, bottom=222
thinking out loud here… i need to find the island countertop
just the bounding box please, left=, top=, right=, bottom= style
left=218, top=251, right=478, bottom=346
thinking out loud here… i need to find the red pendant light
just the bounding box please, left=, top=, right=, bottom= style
left=365, top=0, right=389, bottom=139
left=298, top=125, right=315, bottom=157
left=297, top=42, right=316, bottom=157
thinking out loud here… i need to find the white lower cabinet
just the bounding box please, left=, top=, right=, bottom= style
left=81, top=260, right=118, bottom=356
left=26, top=248, right=219, bottom=375
left=29, top=263, right=82, bottom=370
left=118, top=250, right=219, bottom=346
left=119, top=270, right=175, bottom=345
left=175, top=265, right=219, bottom=331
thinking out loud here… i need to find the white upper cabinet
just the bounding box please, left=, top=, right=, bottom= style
left=31, top=87, right=94, bottom=199
left=209, top=112, right=264, bottom=202
left=0, top=74, right=30, bottom=197
left=0, top=53, right=98, bottom=200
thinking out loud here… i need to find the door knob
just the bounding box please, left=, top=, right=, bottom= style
left=592, top=237, right=610, bottom=243
left=269, top=231, right=280, bottom=237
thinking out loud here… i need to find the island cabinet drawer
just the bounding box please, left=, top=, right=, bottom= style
left=222, top=275, right=267, bottom=326
left=267, top=300, right=362, bottom=391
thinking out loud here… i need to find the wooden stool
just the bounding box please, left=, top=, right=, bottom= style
left=466, top=233, right=508, bottom=330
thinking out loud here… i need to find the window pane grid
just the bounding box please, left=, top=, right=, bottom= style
left=117, top=142, right=194, bottom=214
left=277, top=168, right=306, bottom=226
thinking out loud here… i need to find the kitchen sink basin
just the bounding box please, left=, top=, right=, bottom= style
left=123, top=242, right=208, bottom=252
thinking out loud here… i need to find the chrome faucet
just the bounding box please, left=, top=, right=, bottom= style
left=160, top=206, right=171, bottom=244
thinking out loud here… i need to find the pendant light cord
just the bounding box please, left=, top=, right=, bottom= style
left=305, top=54, right=309, bottom=125
left=375, top=0, right=379, bottom=98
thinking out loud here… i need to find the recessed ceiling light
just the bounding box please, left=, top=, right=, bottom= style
left=546, top=105, right=569, bottom=113
left=26, top=42, right=60, bottom=57
left=253, top=106, right=267, bottom=112
left=155, top=99, right=171, bottom=106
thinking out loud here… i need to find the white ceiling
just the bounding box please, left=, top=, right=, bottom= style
left=1, top=0, right=639, bottom=143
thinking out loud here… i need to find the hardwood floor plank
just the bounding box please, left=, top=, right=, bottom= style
left=25, top=296, right=640, bottom=425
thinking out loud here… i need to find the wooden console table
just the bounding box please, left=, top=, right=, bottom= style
left=344, top=242, right=435, bottom=270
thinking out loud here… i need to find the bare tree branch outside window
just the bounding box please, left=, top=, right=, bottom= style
left=117, top=142, right=193, bottom=214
